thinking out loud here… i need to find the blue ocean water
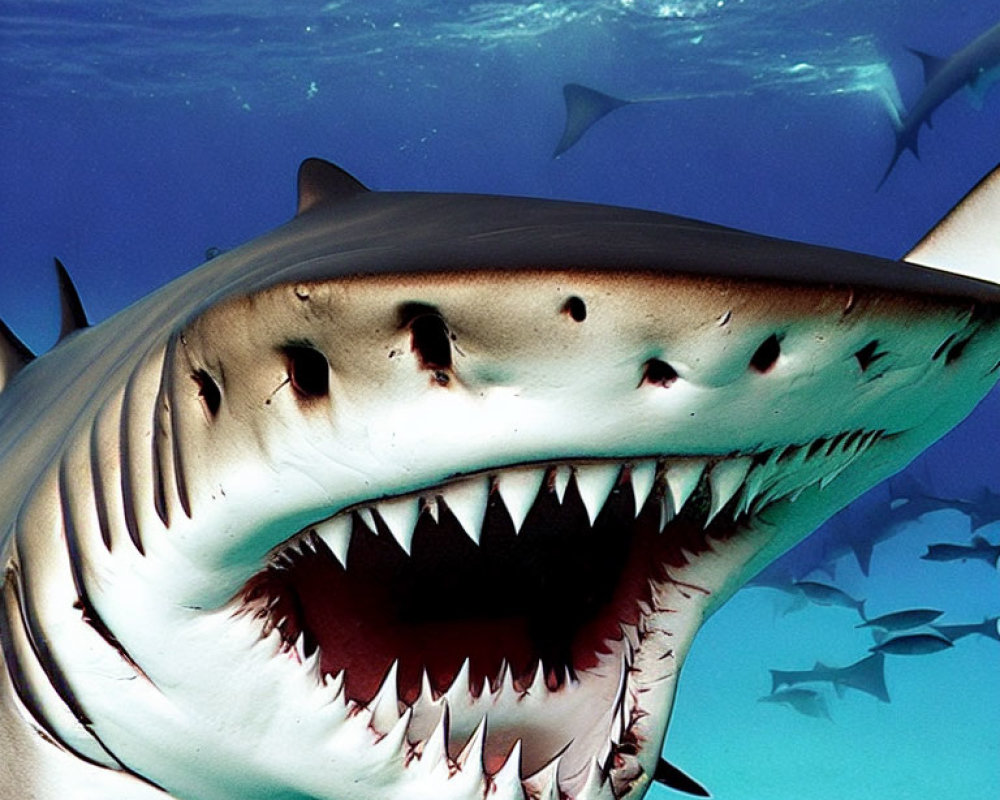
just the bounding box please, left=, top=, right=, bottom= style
left=1, top=2, right=998, bottom=798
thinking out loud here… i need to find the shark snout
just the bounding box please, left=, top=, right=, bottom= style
left=165, top=270, right=996, bottom=580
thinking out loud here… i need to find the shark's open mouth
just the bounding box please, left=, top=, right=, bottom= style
left=235, top=431, right=882, bottom=797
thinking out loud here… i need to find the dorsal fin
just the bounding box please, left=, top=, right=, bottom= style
left=0, top=315, right=34, bottom=394
left=55, top=258, right=89, bottom=341
left=907, top=47, right=948, bottom=86
left=554, top=83, right=632, bottom=158
left=904, top=162, right=1000, bottom=284
left=296, top=158, right=370, bottom=216
left=654, top=758, right=711, bottom=797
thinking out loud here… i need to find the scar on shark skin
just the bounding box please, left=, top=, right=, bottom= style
left=0, top=157, right=999, bottom=800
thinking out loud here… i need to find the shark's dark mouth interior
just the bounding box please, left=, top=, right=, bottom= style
left=243, top=466, right=712, bottom=707
left=236, top=432, right=882, bottom=791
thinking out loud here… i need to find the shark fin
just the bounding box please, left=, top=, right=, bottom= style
left=55, top=258, right=89, bottom=341
left=296, top=158, right=370, bottom=216
left=553, top=83, right=632, bottom=158
left=907, top=48, right=948, bottom=86
left=877, top=127, right=920, bottom=190
left=842, top=653, right=890, bottom=703
left=904, top=161, right=1000, bottom=285
left=852, top=539, right=875, bottom=576
left=654, top=757, right=711, bottom=797
left=0, top=316, right=34, bottom=394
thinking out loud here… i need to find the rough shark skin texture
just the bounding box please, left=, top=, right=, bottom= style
left=1, top=158, right=999, bottom=800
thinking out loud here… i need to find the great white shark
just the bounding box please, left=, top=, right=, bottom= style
left=1, top=157, right=999, bottom=799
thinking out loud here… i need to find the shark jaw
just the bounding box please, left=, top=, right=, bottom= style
left=235, top=439, right=883, bottom=799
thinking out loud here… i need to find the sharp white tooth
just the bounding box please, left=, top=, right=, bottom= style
left=313, top=516, right=352, bottom=568
left=356, top=507, right=378, bottom=534
left=375, top=705, right=412, bottom=758
left=439, top=477, right=490, bottom=544
left=292, top=632, right=308, bottom=664
left=739, top=465, right=766, bottom=515
left=707, top=457, right=752, bottom=524
left=619, top=624, right=640, bottom=654
left=504, top=661, right=519, bottom=695
left=522, top=659, right=546, bottom=698
left=629, top=460, right=657, bottom=516
left=765, top=446, right=787, bottom=467
left=301, top=644, right=321, bottom=679
left=444, top=659, right=472, bottom=708
left=820, top=456, right=856, bottom=489
left=664, top=460, right=705, bottom=516
left=551, top=465, right=572, bottom=503
left=419, top=668, right=437, bottom=706
left=575, top=463, right=621, bottom=524
left=375, top=495, right=421, bottom=555
left=416, top=700, right=450, bottom=776
left=448, top=731, right=488, bottom=796
left=456, top=715, right=488, bottom=771
left=322, top=669, right=345, bottom=697
left=523, top=754, right=562, bottom=800
left=369, top=661, right=401, bottom=733
left=659, top=495, right=673, bottom=532
left=496, top=468, right=545, bottom=533
left=494, top=659, right=512, bottom=697
left=489, top=740, right=523, bottom=798
left=611, top=654, right=629, bottom=744
left=421, top=496, right=440, bottom=523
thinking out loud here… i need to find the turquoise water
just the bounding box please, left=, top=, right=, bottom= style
left=2, top=2, right=999, bottom=798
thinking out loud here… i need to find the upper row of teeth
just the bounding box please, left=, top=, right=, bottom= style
left=277, top=430, right=882, bottom=569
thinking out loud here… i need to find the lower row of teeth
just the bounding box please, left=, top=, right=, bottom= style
left=274, top=430, right=881, bottom=569
left=273, top=630, right=636, bottom=800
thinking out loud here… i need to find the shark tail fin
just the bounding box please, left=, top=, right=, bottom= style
left=904, top=161, right=1000, bottom=285
left=841, top=653, right=890, bottom=703
left=877, top=126, right=921, bottom=190
left=553, top=83, right=633, bottom=158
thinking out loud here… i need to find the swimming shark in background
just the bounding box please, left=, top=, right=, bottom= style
left=770, top=653, right=890, bottom=703
left=880, top=19, right=1000, bottom=186
left=922, top=534, right=1000, bottom=567
left=932, top=616, right=1000, bottom=643
left=758, top=687, right=832, bottom=720
left=1, top=157, right=1000, bottom=799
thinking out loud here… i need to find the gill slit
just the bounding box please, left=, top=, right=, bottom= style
left=118, top=366, right=145, bottom=555
left=10, top=503, right=125, bottom=766
left=58, top=452, right=147, bottom=678
left=159, top=333, right=191, bottom=518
